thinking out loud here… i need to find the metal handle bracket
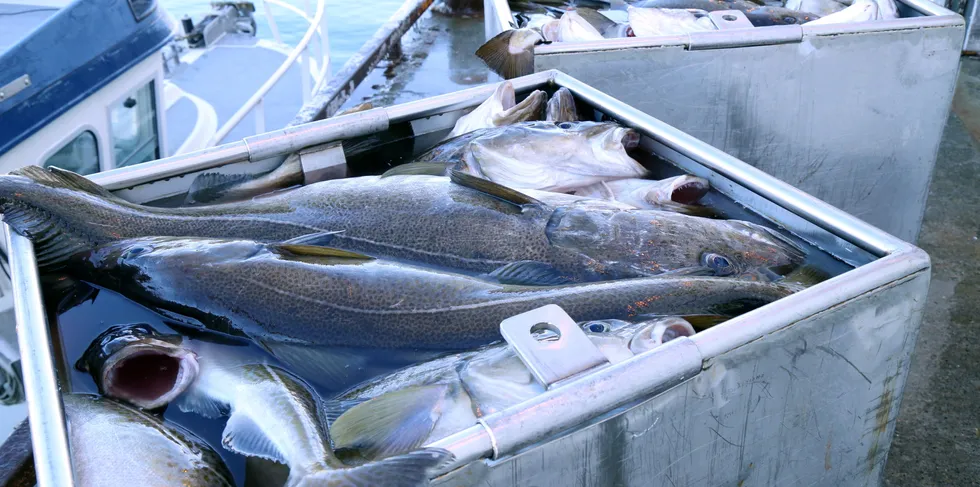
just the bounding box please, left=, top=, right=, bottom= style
left=499, top=304, right=609, bottom=388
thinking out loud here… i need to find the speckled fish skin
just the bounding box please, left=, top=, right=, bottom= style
left=0, top=167, right=804, bottom=282
left=63, top=394, right=235, bottom=487
left=66, top=237, right=794, bottom=350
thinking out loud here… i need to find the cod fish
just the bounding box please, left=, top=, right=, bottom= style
left=78, top=326, right=453, bottom=487
left=445, top=82, right=546, bottom=139
left=397, top=121, right=648, bottom=193
left=572, top=175, right=711, bottom=212
left=66, top=236, right=795, bottom=353
left=0, top=166, right=805, bottom=281
left=546, top=87, right=579, bottom=123
left=63, top=393, right=235, bottom=487
left=634, top=0, right=820, bottom=25
left=627, top=6, right=716, bottom=36
left=324, top=317, right=697, bottom=462
left=557, top=11, right=605, bottom=41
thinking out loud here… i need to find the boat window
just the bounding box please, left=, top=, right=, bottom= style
left=110, top=81, right=160, bottom=168
left=43, top=131, right=100, bottom=176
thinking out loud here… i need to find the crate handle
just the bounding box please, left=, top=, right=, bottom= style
left=500, top=304, right=609, bottom=388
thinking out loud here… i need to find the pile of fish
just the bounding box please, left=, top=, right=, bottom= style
left=0, top=84, right=822, bottom=486
left=477, top=0, right=899, bottom=78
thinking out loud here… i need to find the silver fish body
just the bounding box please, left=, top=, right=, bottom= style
left=327, top=318, right=696, bottom=461
left=63, top=393, right=235, bottom=487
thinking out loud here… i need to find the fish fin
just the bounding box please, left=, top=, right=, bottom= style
left=262, top=343, right=369, bottom=391
left=177, top=388, right=228, bottom=419
left=331, top=384, right=449, bottom=459
left=576, top=7, right=617, bottom=32
left=222, top=411, right=287, bottom=463
left=270, top=244, right=375, bottom=260
left=678, top=315, right=730, bottom=331
left=11, top=166, right=118, bottom=200
left=290, top=448, right=453, bottom=487
left=0, top=205, right=92, bottom=271
left=780, top=265, right=830, bottom=290
left=184, top=172, right=257, bottom=205
left=487, top=261, right=574, bottom=286
left=380, top=162, right=452, bottom=178
left=280, top=231, right=344, bottom=246
left=322, top=398, right=370, bottom=426
left=449, top=171, right=544, bottom=208
left=476, top=30, right=537, bottom=79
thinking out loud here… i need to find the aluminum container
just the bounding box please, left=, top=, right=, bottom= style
left=8, top=71, right=929, bottom=486
left=486, top=0, right=963, bottom=242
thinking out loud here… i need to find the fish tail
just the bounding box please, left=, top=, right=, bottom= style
left=476, top=29, right=540, bottom=79
left=289, top=448, right=453, bottom=487
left=0, top=166, right=131, bottom=269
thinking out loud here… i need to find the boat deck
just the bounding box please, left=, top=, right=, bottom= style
left=339, top=10, right=491, bottom=111
left=164, top=35, right=306, bottom=151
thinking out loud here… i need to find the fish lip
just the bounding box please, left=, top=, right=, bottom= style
left=102, top=345, right=200, bottom=410
left=621, top=129, right=641, bottom=150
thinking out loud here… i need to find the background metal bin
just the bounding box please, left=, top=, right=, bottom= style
left=9, top=71, right=929, bottom=487
left=485, top=0, right=963, bottom=243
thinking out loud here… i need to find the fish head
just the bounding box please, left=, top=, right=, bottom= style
left=77, top=323, right=199, bottom=410
left=704, top=221, right=807, bottom=278
left=568, top=121, right=642, bottom=153
left=493, top=89, right=547, bottom=127
left=744, top=6, right=820, bottom=25
left=581, top=317, right=695, bottom=362
left=547, top=208, right=804, bottom=279
left=626, top=317, right=696, bottom=354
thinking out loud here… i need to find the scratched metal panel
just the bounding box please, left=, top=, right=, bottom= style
left=434, top=270, right=929, bottom=487
left=529, top=29, right=961, bottom=243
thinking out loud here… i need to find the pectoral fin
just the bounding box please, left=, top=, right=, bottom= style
left=222, top=411, right=287, bottom=464
left=487, top=261, right=574, bottom=286
left=331, top=384, right=450, bottom=460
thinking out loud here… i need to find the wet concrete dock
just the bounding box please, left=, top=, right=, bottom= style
left=882, top=58, right=980, bottom=486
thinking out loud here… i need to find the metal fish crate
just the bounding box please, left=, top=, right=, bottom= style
left=486, top=0, right=963, bottom=242
left=8, top=71, right=929, bottom=486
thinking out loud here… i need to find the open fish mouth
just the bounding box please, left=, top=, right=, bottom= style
left=101, top=344, right=200, bottom=410
left=668, top=177, right=710, bottom=205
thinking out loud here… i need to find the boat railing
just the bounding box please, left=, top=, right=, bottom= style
left=206, top=0, right=331, bottom=146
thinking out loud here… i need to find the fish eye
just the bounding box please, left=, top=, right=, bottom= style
left=701, top=252, right=735, bottom=276
left=585, top=322, right=610, bottom=333
left=784, top=16, right=797, bottom=24
left=558, top=122, right=573, bottom=129
left=124, top=246, right=151, bottom=258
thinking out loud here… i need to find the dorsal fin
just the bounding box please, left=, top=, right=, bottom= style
left=380, top=162, right=451, bottom=178
left=449, top=170, right=544, bottom=208
left=11, top=166, right=118, bottom=200
left=270, top=244, right=375, bottom=260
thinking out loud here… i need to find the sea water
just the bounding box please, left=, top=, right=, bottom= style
left=160, top=0, right=408, bottom=73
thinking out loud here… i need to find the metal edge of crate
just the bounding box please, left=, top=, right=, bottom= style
left=7, top=70, right=929, bottom=486
left=484, top=0, right=962, bottom=55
